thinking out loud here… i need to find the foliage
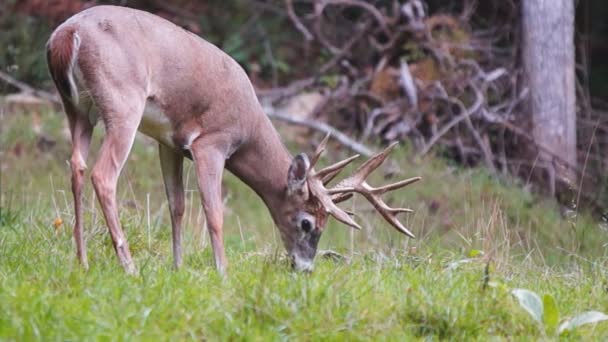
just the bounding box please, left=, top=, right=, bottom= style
left=2, top=1, right=607, bottom=210
left=3, top=0, right=301, bottom=89
left=511, top=288, right=608, bottom=337
left=0, top=206, right=19, bottom=228
left=1, top=105, right=607, bottom=339
left=0, top=9, right=53, bottom=89
left=1, top=2, right=606, bottom=338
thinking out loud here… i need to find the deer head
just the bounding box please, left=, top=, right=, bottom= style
left=274, top=135, right=421, bottom=272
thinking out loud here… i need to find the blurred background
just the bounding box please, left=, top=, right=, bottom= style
left=0, top=1, right=606, bottom=258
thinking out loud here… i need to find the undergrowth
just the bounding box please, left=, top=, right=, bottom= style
left=0, top=108, right=606, bottom=339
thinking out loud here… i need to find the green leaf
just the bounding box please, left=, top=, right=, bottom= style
left=543, top=294, right=559, bottom=334
left=468, top=249, right=483, bottom=258
left=558, top=311, right=608, bottom=334
left=512, top=289, right=543, bottom=324
left=275, top=60, right=290, bottom=74
left=487, top=281, right=508, bottom=292
left=320, top=75, right=340, bottom=88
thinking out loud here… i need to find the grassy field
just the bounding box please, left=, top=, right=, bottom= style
left=1, top=107, right=607, bottom=340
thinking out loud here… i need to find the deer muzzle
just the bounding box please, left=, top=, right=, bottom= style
left=291, top=253, right=315, bottom=273
left=289, top=230, right=320, bottom=273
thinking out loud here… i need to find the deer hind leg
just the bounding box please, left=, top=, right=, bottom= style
left=90, top=102, right=144, bottom=274
left=190, top=138, right=228, bottom=274
left=159, top=144, right=185, bottom=269
left=65, top=104, right=94, bottom=269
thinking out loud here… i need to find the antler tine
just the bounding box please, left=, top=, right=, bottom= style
left=326, top=201, right=362, bottom=230
left=332, top=142, right=399, bottom=190
left=331, top=177, right=420, bottom=196
left=373, top=201, right=416, bottom=237
left=308, top=133, right=361, bottom=185
left=332, top=192, right=353, bottom=204
left=314, top=154, right=360, bottom=185
left=308, top=133, right=331, bottom=169
left=308, top=177, right=361, bottom=230
left=359, top=190, right=416, bottom=238
left=305, top=133, right=363, bottom=231
left=372, top=176, right=422, bottom=195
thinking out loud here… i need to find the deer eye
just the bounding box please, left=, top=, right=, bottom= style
left=296, top=212, right=315, bottom=233
left=300, top=218, right=313, bottom=233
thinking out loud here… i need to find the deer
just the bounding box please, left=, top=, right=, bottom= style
left=46, top=5, right=420, bottom=274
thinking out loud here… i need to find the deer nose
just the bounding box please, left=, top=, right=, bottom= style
left=291, top=254, right=314, bottom=273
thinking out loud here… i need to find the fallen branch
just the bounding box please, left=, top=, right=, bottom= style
left=398, top=58, right=418, bottom=109
left=265, top=107, right=375, bottom=157
left=0, top=71, right=60, bottom=104
left=419, top=83, right=484, bottom=157
left=321, top=0, right=390, bottom=35
left=286, top=0, right=314, bottom=41
left=255, top=77, right=316, bottom=104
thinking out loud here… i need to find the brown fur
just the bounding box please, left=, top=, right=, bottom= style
left=45, top=6, right=321, bottom=274
left=46, top=26, right=76, bottom=100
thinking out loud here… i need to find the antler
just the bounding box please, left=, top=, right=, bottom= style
left=307, top=134, right=362, bottom=229
left=328, top=142, right=421, bottom=237
left=307, top=134, right=421, bottom=238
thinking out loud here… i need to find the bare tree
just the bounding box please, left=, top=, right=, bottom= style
left=522, top=0, right=577, bottom=193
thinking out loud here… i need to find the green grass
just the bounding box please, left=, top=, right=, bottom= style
left=1, top=106, right=607, bottom=340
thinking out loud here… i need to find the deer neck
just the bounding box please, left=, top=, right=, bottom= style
left=225, top=115, right=291, bottom=214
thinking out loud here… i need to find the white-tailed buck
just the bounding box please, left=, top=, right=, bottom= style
left=46, top=6, right=420, bottom=274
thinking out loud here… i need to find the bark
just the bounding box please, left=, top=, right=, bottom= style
left=522, top=0, right=577, bottom=193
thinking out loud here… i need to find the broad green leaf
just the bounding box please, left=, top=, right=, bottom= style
left=558, top=311, right=608, bottom=334
left=512, top=289, right=543, bottom=323
left=468, top=249, right=484, bottom=258
left=487, top=281, right=508, bottom=292
left=543, top=294, right=559, bottom=333
left=275, top=60, right=290, bottom=73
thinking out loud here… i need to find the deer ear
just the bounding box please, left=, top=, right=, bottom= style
left=287, top=153, right=310, bottom=193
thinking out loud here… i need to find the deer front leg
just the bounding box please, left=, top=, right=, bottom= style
left=190, top=141, right=227, bottom=274
left=90, top=120, right=140, bottom=274
left=159, top=144, right=185, bottom=269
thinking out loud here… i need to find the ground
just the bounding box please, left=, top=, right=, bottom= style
left=0, top=107, right=606, bottom=340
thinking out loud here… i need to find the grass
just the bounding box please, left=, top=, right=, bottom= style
left=1, top=106, right=607, bottom=340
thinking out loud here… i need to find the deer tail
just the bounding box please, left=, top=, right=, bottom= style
left=46, top=26, right=81, bottom=104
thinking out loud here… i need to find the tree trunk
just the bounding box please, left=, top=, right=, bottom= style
left=522, top=0, right=577, bottom=194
